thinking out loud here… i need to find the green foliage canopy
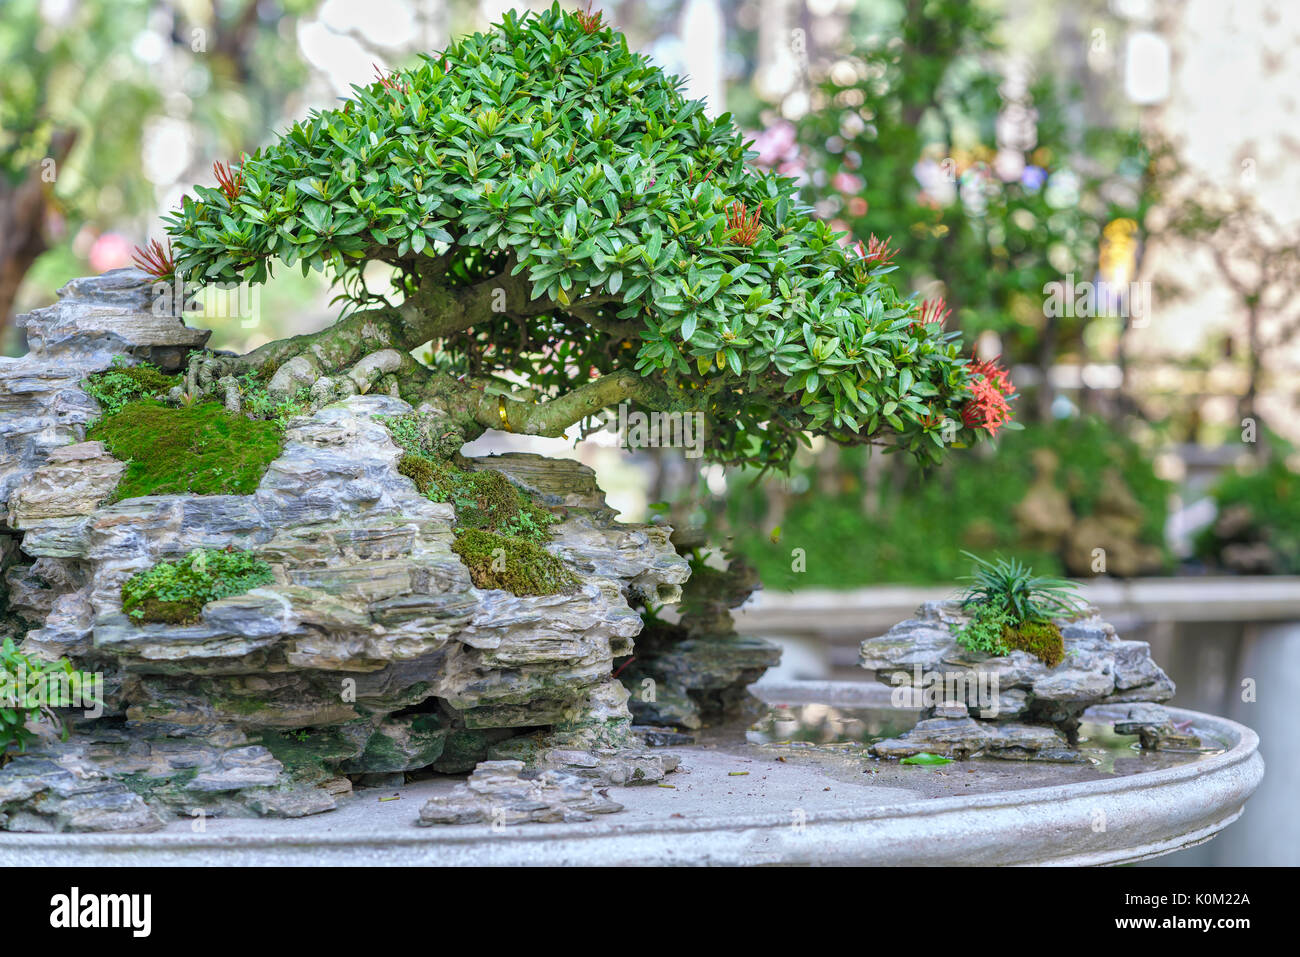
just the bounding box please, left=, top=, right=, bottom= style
left=164, top=4, right=1006, bottom=470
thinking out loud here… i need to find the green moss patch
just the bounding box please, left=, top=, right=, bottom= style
left=413, top=457, right=558, bottom=543
left=83, top=359, right=180, bottom=417
left=259, top=727, right=358, bottom=782
left=88, top=399, right=283, bottom=498
left=1003, top=620, right=1065, bottom=667
left=451, top=528, right=578, bottom=596
left=121, top=548, right=274, bottom=624
left=386, top=421, right=573, bottom=596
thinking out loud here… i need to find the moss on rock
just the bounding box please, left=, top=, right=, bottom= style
left=121, top=548, right=275, bottom=624
left=455, top=469, right=558, bottom=543
left=1003, top=619, right=1065, bottom=667
left=88, top=399, right=283, bottom=498
left=398, top=454, right=556, bottom=543
left=386, top=420, right=575, bottom=597
left=451, top=528, right=578, bottom=596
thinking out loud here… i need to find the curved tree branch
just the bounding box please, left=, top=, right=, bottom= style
left=459, top=368, right=670, bottom=437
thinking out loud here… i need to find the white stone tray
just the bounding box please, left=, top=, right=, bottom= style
left=0, top=686, right=1262, bottom=866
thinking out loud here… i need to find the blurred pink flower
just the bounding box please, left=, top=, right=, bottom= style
left=749, top=121, right=806, bottom=179
left=90, top=233, right=133, bottom=273
left=832, top=171, right=864, bottom=194
left=751, top=121, right=797, bottom=166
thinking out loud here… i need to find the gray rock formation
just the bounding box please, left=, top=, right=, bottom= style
left=621, top=547, right=780, bottom=730
left=0, top=269, right=206, bottom=509
left=860, top=601, right=1176, bottom=762
left=417, top=759, right=623, bottom=826
left=1113, top=703, right=1203, bottom=750
left=1, top=270, right=694, bottom=830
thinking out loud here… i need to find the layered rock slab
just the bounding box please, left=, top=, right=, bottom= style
left=417, top=759, right=623, bottom=826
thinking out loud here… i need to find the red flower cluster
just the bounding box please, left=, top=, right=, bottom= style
left=213, top=159, right=244, bottom=202
left=725, top=200, right=763, bottom=246
left=131, top=238, right=177, bottom=279
left=373, top=63, right=410, bottom=96
left=574, top=4, right=604, bottom=33
left=851, top=234, right=896, bottom=268
left=960, top=356, right=1015, bottom=436
left=914, top=296, right=951, bottom=328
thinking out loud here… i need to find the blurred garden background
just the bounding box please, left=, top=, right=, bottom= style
left=4, top=0, right=1299, bottom=862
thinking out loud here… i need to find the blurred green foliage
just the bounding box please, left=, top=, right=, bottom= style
left=781, top=0, right=1149, bottom=385
left=2, top=0, right=318, bottom=346
left=1196, top=437, right=1300, bottom=574
left=726, top=414, right=1170, bottom=588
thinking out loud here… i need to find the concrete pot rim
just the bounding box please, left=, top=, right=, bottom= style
left=0, top=681, right=1265, bottom=865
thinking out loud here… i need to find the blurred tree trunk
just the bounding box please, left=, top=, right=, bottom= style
left=1036, top=314, right=1058, bottom=420
left=0, top=130, right=77, bottom=340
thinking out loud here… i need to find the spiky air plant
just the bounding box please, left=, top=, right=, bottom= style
left=574, top=3, right=603, bottom=33
left=853, top=234, right=896, bottom=268
left=914, top=296, right=951, bottom=328
left=958, top=552, right=1084, bottom=623
left=373, top=63, right=410, bottom=95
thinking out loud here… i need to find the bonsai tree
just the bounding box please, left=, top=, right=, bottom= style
left=158, top=4, right=1011, bottom=471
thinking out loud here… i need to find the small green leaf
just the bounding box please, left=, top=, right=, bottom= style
left=900, top=752, right=952, bottom=766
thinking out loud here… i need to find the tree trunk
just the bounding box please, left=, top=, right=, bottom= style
left=0, top=130, right=77, bottom=341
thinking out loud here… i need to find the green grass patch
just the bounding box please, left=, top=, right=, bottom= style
left=121, top=547, right=274, bottom=624
left=952, top=604, right=1066, bottom=667
left=384, top=421, right=573, bottom=596
left=87, top=399, right=283, bottom=498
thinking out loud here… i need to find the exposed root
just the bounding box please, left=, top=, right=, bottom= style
left=184, top=352, right=245, bottom=400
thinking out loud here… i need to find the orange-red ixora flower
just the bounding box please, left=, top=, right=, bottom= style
left=574, top=3, right=604, bottom=33
left=213, top=159, right=244, bottom=202
left=131, top=238, right=177, bottom=280
left=725, top=200, right=762, bottom=246
left=851, top=234, right=896, bottom=267
left=969, top=355, right=1014, bottom=395
left=373, top=63, right=410, bottom=95
left=914, top=296, right=951, bottom=328
left=960, top=356, right=1015, bottom=436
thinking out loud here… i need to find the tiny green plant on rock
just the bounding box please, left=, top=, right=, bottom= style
left=121, top=548, right=275, bottom=624
left=1, top=638, right=74, bottom=762
left=81, top=361, right=319, bottom=500
left=381, top=415, right=570, bottom=594
left=83, top=358, right=181, bottom=417
left=953, top=552, right=1083, bottom=666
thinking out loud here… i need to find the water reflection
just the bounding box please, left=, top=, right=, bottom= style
left=748, top=702, right=1225, bottom=774
left=747, top=702, right=916, bottom=747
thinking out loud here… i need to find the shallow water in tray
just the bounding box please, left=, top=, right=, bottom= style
left=746, top=702, right=916, bottom=748
left=746, top=702, right=1225, bottom=773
